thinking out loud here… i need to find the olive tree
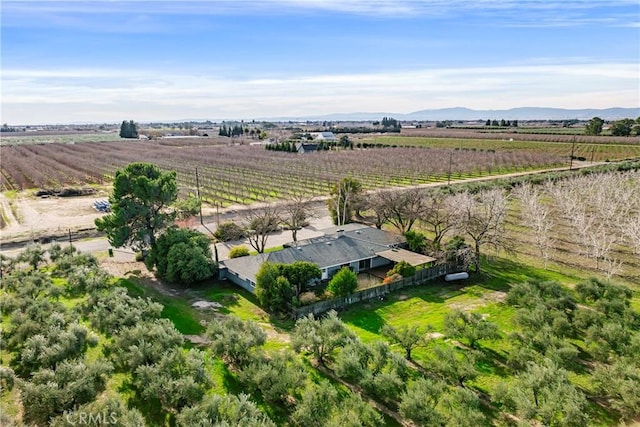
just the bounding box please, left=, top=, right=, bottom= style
left=381, top=323, right=427, bottom=360
left=292, top=310, right=355, bottom=367
left=178, top=393, right=275, bottom=427
left=444, top=309, right=500, bottom=349
left=206, top=316, right=266, bottom=367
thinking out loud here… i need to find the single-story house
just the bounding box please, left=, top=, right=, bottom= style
left=220, top=223, right=435, bottom=293
left=295, top=142, right=320, bottom=153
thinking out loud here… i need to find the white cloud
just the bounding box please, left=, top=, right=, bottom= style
left=3, top=0, right=638, bottom=25
left=2, top=61, right=638, bottom=124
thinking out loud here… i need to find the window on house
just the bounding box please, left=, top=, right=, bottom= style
left=359, top=258, right=371, bottom=270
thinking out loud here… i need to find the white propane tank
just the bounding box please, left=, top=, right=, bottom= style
left=444, top=272, right=469, bottom=282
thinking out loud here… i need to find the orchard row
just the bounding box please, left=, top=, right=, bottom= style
left=1, top=140, right=564, bottom=205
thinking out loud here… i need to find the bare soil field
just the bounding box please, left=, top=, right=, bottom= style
left=0, top=192, right=111, bottom=242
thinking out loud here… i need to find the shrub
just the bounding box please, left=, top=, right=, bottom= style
left=404, top=230, right=427, bottom=254
left=327, top=267, right=357, bottom=297
left=383, top=273, right=402, bottom=284
left=229, top=245, right=250, bottom=258
left=255, top=263, right=295, bottom=315
left=145, top=227, right=215, bottom=285
left=214, top=221, right=246, bottom=242
left=254, top=262, right=321, bottom=314
left=387, top=260, right=416, bottom=278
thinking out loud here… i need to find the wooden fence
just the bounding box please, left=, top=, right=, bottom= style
left=294, top=263, right=462, bottom=319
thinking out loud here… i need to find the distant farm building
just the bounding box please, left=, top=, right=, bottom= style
left=295, top=142, right=320, bottom=153
left=314, top=131, right=337, bottom=141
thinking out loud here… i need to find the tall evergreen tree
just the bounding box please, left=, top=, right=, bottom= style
left=119, top=120, right=138, bottom=138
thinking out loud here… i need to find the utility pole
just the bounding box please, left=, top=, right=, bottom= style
left=195, top=168, right=219, bottom=269
left=195, top=167, right=203, bottom=221
left=447, top=151, right=453, bottom=186
left=569, top=136, right=576, bottom=170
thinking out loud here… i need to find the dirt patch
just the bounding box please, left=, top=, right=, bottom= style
left=447, top=290, right=507, bottom=311
left=426, top=332, right=444, bottom=340
left=101, top=260, right=182, bottom=297
left=483, top=290, right=507, bottom=303
left=192, top=300, right=223, bottom=310
left=1, top=191, right=110, bottom=241
left=184, top=335, right=211, bottom=346
left=260, top=324, right=291, bottom=344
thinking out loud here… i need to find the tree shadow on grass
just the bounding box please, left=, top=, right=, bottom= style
left=413, top=278, right=467, bottom=303
left=340, top=303, right=387, bottom=336
left=475, top=255, right=572, bottom=292
left=475, top=347, right=510, bottom=379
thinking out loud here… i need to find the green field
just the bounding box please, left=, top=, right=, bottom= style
left=360, top=135, right=640, bottom=162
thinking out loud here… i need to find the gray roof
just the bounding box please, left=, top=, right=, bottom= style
left=317, top=132, right=336, bottom=140
left=221, top=224, right=406, bottom=285
left=295, top=142, right=319, bottom=152
left=327, top=224, right=405, bottom=247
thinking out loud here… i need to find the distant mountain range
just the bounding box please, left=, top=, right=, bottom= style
left=259, top=107, right=640, bottom=122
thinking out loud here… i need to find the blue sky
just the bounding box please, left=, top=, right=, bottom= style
left=1, top=0, right=639, bottom=124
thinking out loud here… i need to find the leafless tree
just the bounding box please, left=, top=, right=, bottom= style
left=242, top=204, right=282, bottom=253
left=381, top=188, right=426, bottom=234
left=420, top=191, right=456, bottom=250
left=548, top=171, right=638, bottom=276
left=514, top=184, right=555, bottom=268
left=281, top=191, right=315, bottom=243
left=366, top=190, right=390, bottom=229
left=451, top=189, right=510, bottom=273
left=624, top=214, right=640, bottom=255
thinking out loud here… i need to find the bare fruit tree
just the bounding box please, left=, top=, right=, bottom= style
left=451, top=189, right=510, bottom=273
left=366, top=190, right=390, bottom=230
left=243, top=204, right=282, bottom=253
left=514, top=183, right=555, bottom=268
left=281, top=191, right=315, bottom=243
left=420, top=191, right=456, bottom=250
left=548, top=171, right=638, bottom=277
left=381, top=188, right=426, bottom=234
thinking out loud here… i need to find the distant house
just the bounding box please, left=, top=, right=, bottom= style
left=295, top=142, right=319, bottom=153
left=314, top=131, right=337, bottom=141
left=220, top=223, right=435, bottom=293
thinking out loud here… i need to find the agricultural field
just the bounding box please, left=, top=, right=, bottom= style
left=400, top=127, right=640, bottom=144
left=3, top=247, right=637, bottom=425
left=2, top=163, right=639, bottom=426
left=359, top=135, right=640, bottom=163
left=1, top=138, right=567, bottom=206
left=0, top=132, right=123, bottom=145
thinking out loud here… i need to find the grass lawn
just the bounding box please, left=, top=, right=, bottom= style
left=117, top=278, right=206, bottom=335
left=99, top=250, right=633, bottom=426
